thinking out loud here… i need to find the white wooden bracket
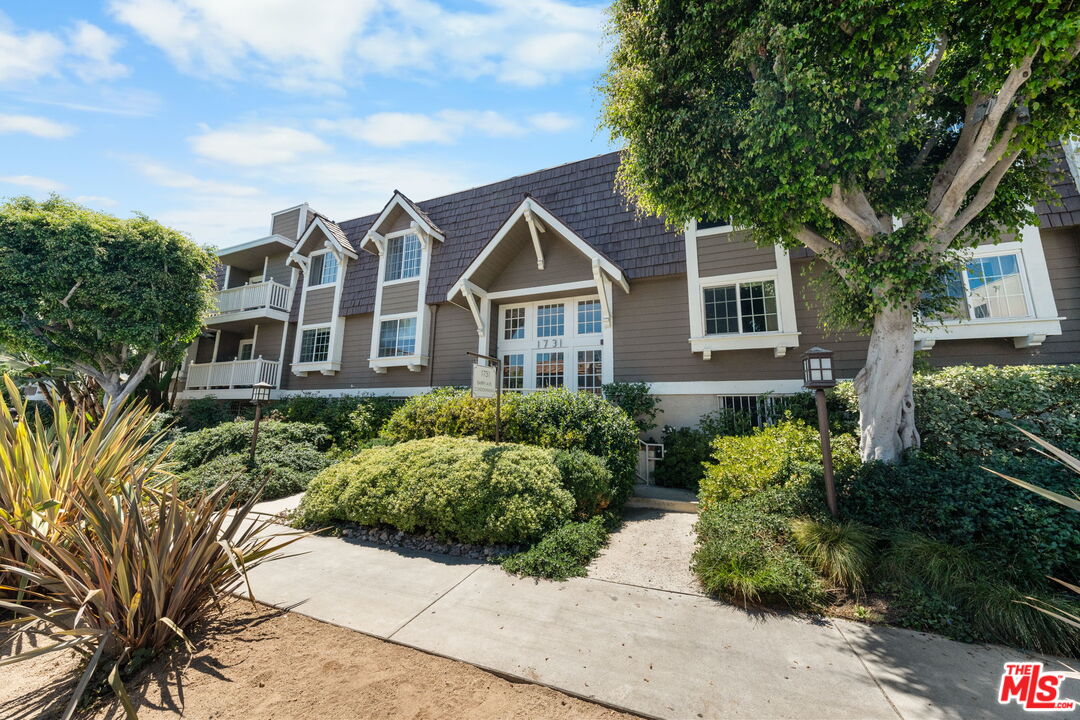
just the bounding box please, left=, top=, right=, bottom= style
left=460, top=281, right=486, bottom=337
left=1013, top=333, right=1046, bottom=349
left=523, top=204, right=547, bottom=270
left=591, top=259, right=613, bottom=329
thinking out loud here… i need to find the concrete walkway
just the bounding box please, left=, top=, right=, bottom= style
left=244, top=497, right=1076, bottom=720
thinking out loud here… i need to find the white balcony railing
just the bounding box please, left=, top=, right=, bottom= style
left=212, top=280, right=292, bottom=317
left=185, top=358, right=281, bottom=390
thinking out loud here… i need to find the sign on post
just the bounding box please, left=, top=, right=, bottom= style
left=471, top=363, right=498, bottom=399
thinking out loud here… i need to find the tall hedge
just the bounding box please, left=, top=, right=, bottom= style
left=382, top=388, right=638, bottom=508
left=297, top=437, right=575, bottom=544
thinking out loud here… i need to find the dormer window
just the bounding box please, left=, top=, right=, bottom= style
left=310, top=252, right=338, bottom=287
left=385, top=233, right=422, bottom=281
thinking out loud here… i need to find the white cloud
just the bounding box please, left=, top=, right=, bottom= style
left=0, top=113, right=76, bottom=139
left=0, top=15, right=65, bottom=84
left=134, top=160, right=262, bottom=196
left=189, top=124, right=330, bottom=166
left=528, top=111, right=577, bottom=133
left=68, top=22, right=129, bottom=82
left=109, top=0, right=605, bottom=91
left=0, top=174, right=66, bottom=192
left=317, top=109, right=525, bottom=148
left=0, top=14, right=128, bottom=87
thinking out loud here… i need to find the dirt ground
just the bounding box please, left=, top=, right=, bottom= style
left=1, top=602, right=635, bottom=720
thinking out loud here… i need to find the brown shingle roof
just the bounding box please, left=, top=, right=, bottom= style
left=338, top=152, right=682, bottom=315
left=309, top=211, right=354, bottom=254
left=1035, top=143, right=1080, bottom=229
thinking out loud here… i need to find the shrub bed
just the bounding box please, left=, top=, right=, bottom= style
left=172, top=420, right=333, bottom=503
left=500, top=516, right=613, bottom=581
left=382, top=387, right=638, bottom=510
left=296, top=437, right=575, bottom=545
left=266, top=394, right=400, bottom=447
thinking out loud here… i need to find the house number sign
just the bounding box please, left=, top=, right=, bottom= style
left=537, top=338, right=564, bottom=349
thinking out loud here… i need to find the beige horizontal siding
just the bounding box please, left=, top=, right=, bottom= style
left=264, top=253, right=291, bottom=283
left=303, top=287, right=336, bottom=326
left=272, top=208, right=301, bottom=240
left=483, top=224, right=593, bottom=293
left=381, top=281, right=419, bottom=315
left=697, top=229, right=776, bottom=277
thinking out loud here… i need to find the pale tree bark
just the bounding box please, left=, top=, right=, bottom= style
left=852, top=305, right=921, bottom=462
left=71, top=349, right=158, bottom=417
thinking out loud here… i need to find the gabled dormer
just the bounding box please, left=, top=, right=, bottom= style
left=360, top=192, right=445, bottom=373
left=286, top=210, right=356, bottom=377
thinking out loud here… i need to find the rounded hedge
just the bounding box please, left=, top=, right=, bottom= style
left=170, top=420, right=331, bottom=469
left=296, top=436, right=575, bottom=545
left=381, top=388, right=638, bottom=510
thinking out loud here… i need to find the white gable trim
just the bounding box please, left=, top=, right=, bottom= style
left=288, top=216, right=357, bottom=268
left=446, top=197, right=629, bottom=301
left=360, top=191, right=445, bottom=254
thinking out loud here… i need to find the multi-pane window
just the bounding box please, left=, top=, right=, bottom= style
left=946, top=253, right=1030, bottom=320
left=577, top=300, right=602, bottom=335
left=502, top=353, right=524, bottom=390
left=536, top=304, right=565, bottom=337
left=504, top=307, right=526, bottom=339
left=535, top=352, right=564, bottom=388
left=299, top=327, right=331, bottom=363
left=310, top=253, right=338, bottom=286
left=704, top=280, right=778, bottom=334
left=384, top=233, right=422, bottom=281
left=378, top=317, right=416, bottom=357
left=576, top=350, right=602, bottom=394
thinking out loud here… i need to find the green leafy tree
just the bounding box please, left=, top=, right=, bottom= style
left=601, top=1, right=1080, bottom=461
left=0, top=196, right=216, bottom=408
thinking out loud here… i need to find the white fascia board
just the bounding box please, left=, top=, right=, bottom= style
left=648, top=379, right=815, bottom=395
left=294, top=216, right=357, bottom=260
left=915, top=317, right=1063, bottom=342
left=217, top=234, right=295, bottom=258
left=274, top=386, right=434, bottom=398
left=361, top=192, right=444, bottom=254
left=689, top=331, right=802, bottom=354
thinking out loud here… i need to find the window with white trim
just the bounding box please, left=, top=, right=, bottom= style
left=704, top=280, right=778, bottom=334
left=310, top=253, right=338, bottom=286
left=385, top=233, right=422, bottom=281
left=577, top=299, right=602, bottom=335
left=945, top=253, right=1030, bottom=320
left=502, top=353, right=524, bottom=390
left=378, top=317, right=416, bottom=357
left=504, top=307, right=526, bottom=339
left=576, top=350, right=602, bottom=394
left=536, top=351, right=565, bottom=388
left=536, top=303, right=565, bottom=337
left=299, top=327, right=331, bottom=363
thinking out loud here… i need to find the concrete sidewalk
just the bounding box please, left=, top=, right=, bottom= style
left=245, top=498, right=1076, bottom=719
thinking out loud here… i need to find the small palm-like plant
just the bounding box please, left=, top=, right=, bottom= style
left=0, top=374, right=172, bottom=599
left=0, top=374, right=303, bottom=718
left=985, top=427, right=1080, bottom=630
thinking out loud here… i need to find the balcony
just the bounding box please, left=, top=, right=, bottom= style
left=208, top=280, right=292, bottom=324
left=185, top=358, right=281, bottom=391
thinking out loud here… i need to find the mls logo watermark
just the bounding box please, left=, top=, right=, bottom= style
left=999, top=662, right=1077, bottom=712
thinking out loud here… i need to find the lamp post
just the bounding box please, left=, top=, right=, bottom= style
left=249, top=381, right=273, bottom=464
left=802, top=347, right=838, bottom=518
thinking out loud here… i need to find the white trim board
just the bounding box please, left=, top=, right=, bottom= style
left=647, top=379, right=840, bottom=395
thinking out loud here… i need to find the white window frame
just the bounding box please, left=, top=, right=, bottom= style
left=237, top=338, right=255, bottom=361
left=946, top=250, right=1034, bottom=322
left=307, top=249, right=338, bottom=290
left=383, top=230, right=423, bottom=285
left=495, top=294, right=613, bottom=393
left=914, top=228, right=1064, bottom=350
left=685, top=221, right=800, bottom=359
left=377, top=315, right=418, bottom=358
left=297, top=325, right=332, bottom=364
left=701, top=277, right=782, bottom=336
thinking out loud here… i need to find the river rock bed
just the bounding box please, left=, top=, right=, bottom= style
left=333, top=522, right=521, bottom=561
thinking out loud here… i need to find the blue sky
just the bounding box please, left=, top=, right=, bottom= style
left=0, top=1, right=614, bottom=249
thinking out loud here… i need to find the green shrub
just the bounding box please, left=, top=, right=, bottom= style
left=839, top=452, right=1079, bottom=582
left=829, top=364, right=1080, bottom=457
left=180, top=396, right=232, bottom=430
left=693, top=501, right=827, bottom=608
left=297, top=437, right=575, bottom=545
left=551, top=449, right=613, bottom=517
left=267, top=394, right=399, bottom=447
left=602, top=381, right=660, bottom=433
left=651, top=425, right=711, bottom=490
left=500, top=516, right=612, bottom=580
left=382, top=388, right=638, bottom=510
left=177, top=443, right=331, bottom=503
left=791, top=518, right=876, bottom=593
left=699, top=419, right=859, bottom=509
left=170, top=420, right=331, bottom=469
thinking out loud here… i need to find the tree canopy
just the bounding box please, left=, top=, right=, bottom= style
left=601, top=0, right=1080, bottom=460
left=0, top=196, right=217, bottom=406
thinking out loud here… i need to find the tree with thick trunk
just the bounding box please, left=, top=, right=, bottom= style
left=601, top=0, right=1080, bottom=461
left=0, top=196, right=217, bottom=413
